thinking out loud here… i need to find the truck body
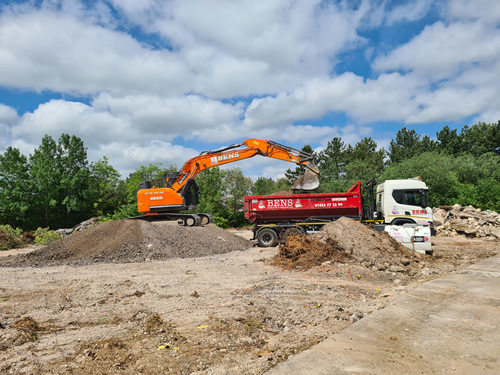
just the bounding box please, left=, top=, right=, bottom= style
left=245, top=181, right=363, bottom=223
left=244, top=178, right=433, bottom=253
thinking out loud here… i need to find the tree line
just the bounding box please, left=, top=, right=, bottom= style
left=0, top=121, right=498, bottom=230
left=283, top=122, right=499, bottom=211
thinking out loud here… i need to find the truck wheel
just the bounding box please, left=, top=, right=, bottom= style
left=257, top=228, right=278, bottom=247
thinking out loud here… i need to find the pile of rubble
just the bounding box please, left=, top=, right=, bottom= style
left=433, top=205, right=500, bottom=238
left=55, top=217, right=99, bottom=237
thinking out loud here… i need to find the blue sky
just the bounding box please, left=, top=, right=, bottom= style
left=0, top=0, right=499, bottom=179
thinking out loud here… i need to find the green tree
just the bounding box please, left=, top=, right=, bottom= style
left=388, top=127, right=422, bottom=164
left=56, top=134, right=93, bottom=226
left=225, top=167, right=252, bottom=203
left=195, top=167, right=228, bottom=218
left=29, top=135, right=60, bottom=227
left=252, top=177, right=276, bottom=195
left=420, top=135, right=438, bottom=153
left=344, top=137, right=385, bottom=184
left=317, top=137, right=349, bottom=193
left=436, top=125, right=461, bottom=155
left=90, top=157, right=126, bottom=216
left=0, top=147, right=31, bottom=229
left=460, top=121, right=500, bottom=156
left=273, top=177, right=292, bottom=193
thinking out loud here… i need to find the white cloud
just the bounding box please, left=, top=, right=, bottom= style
left=93, top=141, right=199, bottom=177
left=0, top=1, right=374, bottom=99
left=243, top=72, right=423, bottom=127
left=0, top=7, right=191, bottom=96
left=0, top=104, right=18, bottom=124
left=92, top=93, right=244, bottom=133
left=447, top=0, right=500, bottom=24
left=373, top=21, right=500, bottom=79
left=13, top=100, right=130, bottom=147
left=386, top=0, right=434, bottom=25
left=107, top=0, right=371, bottom=97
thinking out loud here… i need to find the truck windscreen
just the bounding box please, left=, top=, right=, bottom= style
left=392, top=189, right=429, bottom=208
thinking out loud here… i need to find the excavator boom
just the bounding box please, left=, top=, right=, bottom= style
left=137, top=139, right=320, bottom=216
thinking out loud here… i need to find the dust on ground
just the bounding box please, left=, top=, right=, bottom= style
left=0, top=218, right=498, bottom=374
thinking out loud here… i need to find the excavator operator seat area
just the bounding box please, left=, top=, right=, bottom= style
left=139, top=180, right=153, bottom=190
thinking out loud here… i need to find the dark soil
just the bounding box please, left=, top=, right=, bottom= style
left=1, top=220, right=250, bottom=267
left=273, top=234, right=351, bottom=270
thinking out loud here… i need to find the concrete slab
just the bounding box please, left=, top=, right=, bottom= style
left=267, top=255, right=500, bottom=375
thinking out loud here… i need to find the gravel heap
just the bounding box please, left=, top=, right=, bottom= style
left=3, top=220, right=251, bottom=267
left=315, top=217, right=424, bottom=273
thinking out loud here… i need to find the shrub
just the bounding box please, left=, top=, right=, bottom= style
left=33, top=227, right=62, bottom=245
left=0, top=224, right=24, bottom=250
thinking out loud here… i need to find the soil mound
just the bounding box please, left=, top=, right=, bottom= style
left=316, top=217, right=423, bottom=272
left=3, top=220, right=250, bottom=267
left=273, top=234, right=350, bottom=270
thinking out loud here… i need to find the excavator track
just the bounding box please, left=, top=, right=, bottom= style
left=128, top=213, right=213, bottom=227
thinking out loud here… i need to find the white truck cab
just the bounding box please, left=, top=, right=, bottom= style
left=376, top=177, right=433, bottom=226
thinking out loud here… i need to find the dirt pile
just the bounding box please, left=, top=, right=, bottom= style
left=2, top=220, right=250, bottom=267
left=273, top=234, right=350, bottom=270
left=314, top=217, right=425, bottom=273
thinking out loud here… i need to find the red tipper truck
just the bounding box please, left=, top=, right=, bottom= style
left=245, top=181, right=365, bottom=247
left=245, top=181, right=363, bottom=223
left=244, top=178, right=433, bottom=249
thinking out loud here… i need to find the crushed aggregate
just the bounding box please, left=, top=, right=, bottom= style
left=1, top=220, right=250, bottom=267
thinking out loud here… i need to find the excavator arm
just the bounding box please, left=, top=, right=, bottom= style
left=137, top=139, right=319, bottom=214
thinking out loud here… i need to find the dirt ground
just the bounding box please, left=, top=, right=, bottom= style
left=0, top=219, right=498, bottom=374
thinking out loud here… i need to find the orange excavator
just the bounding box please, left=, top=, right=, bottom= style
left=135, top=139, right=320, bottom=226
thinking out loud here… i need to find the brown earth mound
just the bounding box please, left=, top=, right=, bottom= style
left=277, top=217, right=426, bottom=273
left=317, top=217, right=424, bottom=272
left=2, top=220, right=250, bottom=267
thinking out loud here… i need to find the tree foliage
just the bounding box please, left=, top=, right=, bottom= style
left=0, top=147, right=31, bottom=228
left=0, top=121, right=498, bottom=232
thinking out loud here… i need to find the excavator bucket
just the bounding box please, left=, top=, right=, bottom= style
left=292, top=161, right=320, bottom=191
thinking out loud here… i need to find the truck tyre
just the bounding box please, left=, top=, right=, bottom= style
left=257, top=228, right=278, bottom=247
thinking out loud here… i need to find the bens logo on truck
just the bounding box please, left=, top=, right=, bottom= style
left=267, top=199, right=294, bottom=208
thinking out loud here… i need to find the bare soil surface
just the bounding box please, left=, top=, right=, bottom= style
left=0, top=219, right=498, bottom=374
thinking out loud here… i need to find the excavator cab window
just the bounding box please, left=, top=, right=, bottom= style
left=139, top=180, right=152, bottom=190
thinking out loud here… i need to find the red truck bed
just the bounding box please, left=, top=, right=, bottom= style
left=244, top=181, right=363, bottom=223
